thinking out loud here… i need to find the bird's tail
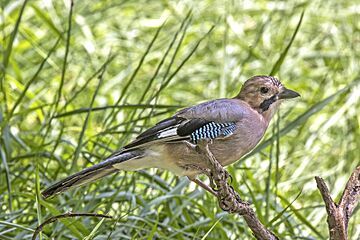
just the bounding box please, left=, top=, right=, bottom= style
left=41, top=149, right=144, bottom=199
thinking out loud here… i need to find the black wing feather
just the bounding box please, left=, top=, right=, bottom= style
left=135, top=116, right=184, bottom=140
left=123, top=116, right=186, bottom=150
left=177, top=119, right=211, bottom=136
left=122, top=116, right=236, bottom=151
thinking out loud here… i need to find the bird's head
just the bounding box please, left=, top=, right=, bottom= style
left=236, top=76, right=300, bottom=121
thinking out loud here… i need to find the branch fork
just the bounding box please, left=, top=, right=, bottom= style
left=315, top=166, right=360, bottom=240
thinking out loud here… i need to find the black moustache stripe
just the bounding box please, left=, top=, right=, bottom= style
left=260, top=95, right=277, bottom=112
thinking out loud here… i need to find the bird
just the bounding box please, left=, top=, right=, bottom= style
left=42, top=75, right=300, bottom=199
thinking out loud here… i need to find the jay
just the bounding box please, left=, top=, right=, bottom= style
left=42, top=75, right=300, bottom=198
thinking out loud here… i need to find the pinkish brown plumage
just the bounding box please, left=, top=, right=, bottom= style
left=42, top=76, right=299, bottom=199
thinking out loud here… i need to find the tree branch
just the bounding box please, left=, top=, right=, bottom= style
left=32, top=212, right=112, bottom=240
left=196, top=142, right=278, bottom=240
left=315, top=166, right=360, bottom=240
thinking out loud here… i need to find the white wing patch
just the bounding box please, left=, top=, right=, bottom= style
left=158, top=128, right=178, bottom=138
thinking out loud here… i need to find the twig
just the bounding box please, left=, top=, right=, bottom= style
left=315, top=166, right=360, bottom=240
left=196, top=141, right=278, bottom=240
left=32, top=212, right=112, bottom=240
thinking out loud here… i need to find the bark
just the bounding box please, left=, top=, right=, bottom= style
left=315, top=166, right=360, bottom=240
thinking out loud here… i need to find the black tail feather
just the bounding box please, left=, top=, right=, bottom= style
left=42, top=150, right=144, bottom=199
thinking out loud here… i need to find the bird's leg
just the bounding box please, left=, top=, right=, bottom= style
left=184, top=140, right=219, bottom=189
left=183, top=140, right=221, bottom=194
left=182, top=163, right=218, bottom=195
left=188, top=177, right=218, bottom=197
left=184, top=141, right=197, bottom=150
left=189, top=165, right=217, bottom=190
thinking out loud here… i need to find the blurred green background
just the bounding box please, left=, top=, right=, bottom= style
left=1, top=0, right=360, bottom=239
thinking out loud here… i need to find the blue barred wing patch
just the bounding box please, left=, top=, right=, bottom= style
left=190, top=122, right=236, bottom=143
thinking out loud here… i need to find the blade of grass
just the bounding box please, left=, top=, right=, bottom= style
left=277, top=194, right=324, bottom=239
left=120, top=11, right=192, bottom=141
left=201, top=217, right=223, bottom=240
left=0, top=221, right=34, bottom=233
left=140, top=11, right=192, bottom=104
left=61, top=54, right=117, bottom=112
left=53, top=0, right=73, bottom=112
left=150, top=24, right=216, bottom=102
left=119, top=12, right=193, bottom=148
left=103, top=20, right=167, bottom=127
left=30, top=3, right=62, bottom=38
left=0, top=3, right=29, bottom=203
left=90, top=109, right=174, bottom=142
left=2, top=0, right=29, bottom=78
left=275, top=112, right=280, bottom=207
left=71, top=56, right=108, bottom=170
left=220, top=1, right=229, bottom=98
left=0, top=142, right=12, bottom=211
left=265, top=124, right=276, bottom=221
left=35, top=164, right=42, bottom=240
left=8, top=37, right=60, bottom=119
left=234, top=15, right=271, bottom=82
left=42, top=0, right=74, bottom=144
left=267, top=189, right=302, bottom=226
left=146, top=216, right=158, bottom=240
left=54, top=104, right=181, bottom=118
left=168, top=212, right=228, bottom=238
left=142, top=13, right=193, bottom=126
left=139, top=23, right=216, bottom=140
left=19, top=27, right=60, bottom=70
left=83, top=218, right=106, bottom=240
left=269, top=10, right=305, bottom=75
left=242, top=173, right=265, bottom=223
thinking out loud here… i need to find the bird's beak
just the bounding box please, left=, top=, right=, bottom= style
left=277, top=87, right=300, bottom=99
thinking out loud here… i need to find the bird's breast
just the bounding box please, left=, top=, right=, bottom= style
left=213, top=118, right=266, bottom=166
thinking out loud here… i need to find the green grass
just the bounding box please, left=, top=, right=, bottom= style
left=1, top=0, right=360, bottom=239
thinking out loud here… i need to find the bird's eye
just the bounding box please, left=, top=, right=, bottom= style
left=260, top=87, right=269, bottom=94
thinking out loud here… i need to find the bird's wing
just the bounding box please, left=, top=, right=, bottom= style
left=175, top=98, right=245, bottom=122
left=121, top=99, right=245, bottom=151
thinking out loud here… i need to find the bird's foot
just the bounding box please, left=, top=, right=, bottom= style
left=222, top=169, right=233, bottom=183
